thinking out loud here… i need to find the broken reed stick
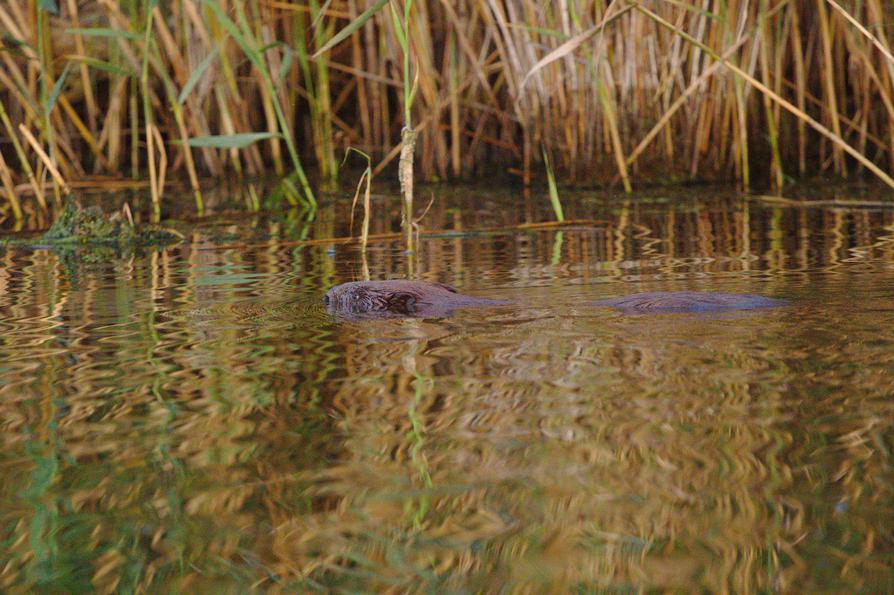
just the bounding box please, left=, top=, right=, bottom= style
left=18, top=124, right=71, bottom=196
left=399, top=126, right=418, bottom=254
left=0, top=149, right=22, bottom=222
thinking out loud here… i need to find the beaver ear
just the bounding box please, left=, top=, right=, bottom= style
left=432, top=282, right=459, bottom=293
left=386, top=292, right=418, bottom=313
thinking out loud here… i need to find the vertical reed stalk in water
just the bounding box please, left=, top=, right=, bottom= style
left=345, top=147, right=373, bottom=252
left=394, top=0, right=418, bottom=256
left=36, top=1, right=61, bottom=207
left=790, top=4, right=808, bottom=175
left=816, top=0, right=846, bottom=177
left=140, top=1, right=161, bottom=221
left=316, top=0, right=417, bottom=253
left=295, top=1, right=338, bottom=189
left=543, top=148, right=564, bottom=222
left=760, top=0, right=785, bottom=191
left=720, top=0, right=751, bottom=190
left=311, top=1, right=338, bottom=188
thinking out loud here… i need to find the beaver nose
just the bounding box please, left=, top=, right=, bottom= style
left=323, top=294, right=330, bottom=305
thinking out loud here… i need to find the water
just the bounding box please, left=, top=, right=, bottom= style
left=1, top=188, right=893, bottom=592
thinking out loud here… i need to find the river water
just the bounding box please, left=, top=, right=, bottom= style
left=1, top=187, right=893, bottom=592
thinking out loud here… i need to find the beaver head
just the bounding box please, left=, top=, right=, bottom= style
left=324, top=280, right=460, bottom=318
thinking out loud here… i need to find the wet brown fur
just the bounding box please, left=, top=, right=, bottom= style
left=325, top=280, right=507, bottom=319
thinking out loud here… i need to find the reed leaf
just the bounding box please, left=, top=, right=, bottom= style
left=68, top=56, right=133, bottom=76
left=312, top=0, right=390, bottom=58
left=824, top=0, right=894, bottom=65
left=181, top=132, right=281, bottom=149
left=543, top=149, right=564, bottom=222
left=203, top=0, right=315, bottom=207
left=43, top=62, right=73, bottom=114
left=520, top=4, right=633, bottom=92
left=64, top=27, right=140, bottom=40
left=38, top=0, right=58, bottom=15
left=178, top=47, right=219, bottom=105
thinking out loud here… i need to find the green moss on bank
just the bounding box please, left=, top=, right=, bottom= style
left=1, top=198, right=182, bottom=266
left=39, top=197, right=181, bottom=247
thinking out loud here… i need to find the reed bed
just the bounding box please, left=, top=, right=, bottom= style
left=0, top=0, right=893, bottom=225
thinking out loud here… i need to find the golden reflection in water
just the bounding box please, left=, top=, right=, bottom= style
left=0, top=193, right=892, bottom=592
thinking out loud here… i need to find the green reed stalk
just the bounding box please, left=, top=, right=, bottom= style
left=205, top=0, right=316, bottom=209
left=447, top=29, right=460, bottom=176
left=760, top=0, right=785, bottom=191
left=208, top=3, right=261, bottom=176
left=543, top=149, right=564, bottom=222
left=717, top=0, right=751, bottom=190
left=240, top=3, right=314, bottom=207
left=311, top=1, right=338, bottom=188
left=398, top=1, right=415, bottom=128
left=393, top=0, right=418, bottom=255
left=816, top=0, right=846, bottom=177
left=129, top=77, right=140, bottom=178
left=36, top=3, right=61, bottom=207
left=294, top=2, right=338, bottom=189
left=318, top=0, right=417, bottom=251
left=567, top=5, right=631, bottom=192
left=140, top=1, right=161, bottom=221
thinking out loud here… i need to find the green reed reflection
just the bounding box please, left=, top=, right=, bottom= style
left=405, top=365, right=434, bottom=530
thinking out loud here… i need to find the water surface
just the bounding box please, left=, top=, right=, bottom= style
left=1, top=188, right=893, bottom=592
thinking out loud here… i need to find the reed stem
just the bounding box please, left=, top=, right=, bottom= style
left=1, top=0, right=893, bottom=224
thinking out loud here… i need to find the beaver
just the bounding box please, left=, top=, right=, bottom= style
left=591, top=291, right=788, bottom=313
left=325, top=280, right=509, bottom=319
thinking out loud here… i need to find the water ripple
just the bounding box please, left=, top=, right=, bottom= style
left=0, top=194, right=892, bottom=592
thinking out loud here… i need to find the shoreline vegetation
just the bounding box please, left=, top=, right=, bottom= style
left=1, top=0, right=893, bottom=230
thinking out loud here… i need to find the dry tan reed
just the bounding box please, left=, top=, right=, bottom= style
left=0, top=1, right=893, bottom=224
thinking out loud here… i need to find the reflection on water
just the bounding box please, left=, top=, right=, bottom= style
left=1, top=189, right=893, bottom=592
